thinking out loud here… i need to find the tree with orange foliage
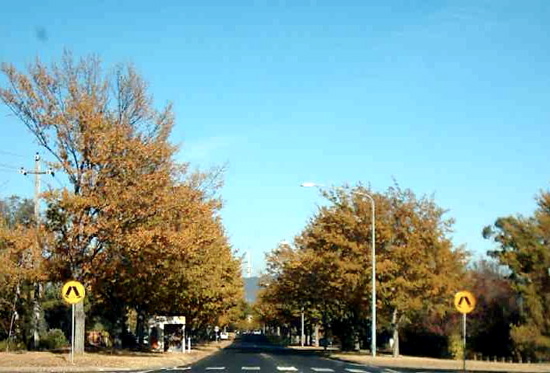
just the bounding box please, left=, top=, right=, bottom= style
left=0, top=197, right=46, bottom=349
left=259, top=184, right=466, bottom=355
left=0, top=52, right=243, bottom=350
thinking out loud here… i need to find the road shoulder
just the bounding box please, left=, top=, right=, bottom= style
left=0, top=341, right=232, bottom=372
left=330, top=352, right=550, bottom=373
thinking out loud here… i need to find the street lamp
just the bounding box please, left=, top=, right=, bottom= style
left=300, top=183, right=377, bottom=357
left=282, top=240, right=306, bottom=347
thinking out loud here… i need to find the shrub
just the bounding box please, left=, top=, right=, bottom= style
left=448, top=332, right=464, bottom=360
left=39, top=329, right=68, bottom=350
left=0, top=338, right=26, bottom=351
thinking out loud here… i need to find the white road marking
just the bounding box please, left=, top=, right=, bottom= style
left=384, top=369, right=400, bottom=373
left=345, top=369, right=369, bottom=373
left=242, top=367, right=261, bottom=370
left=311, top=368, right=335, bottom=372
left=277, top=367, right=298, bottom=371
left=206, top=368, right=226, bottom=370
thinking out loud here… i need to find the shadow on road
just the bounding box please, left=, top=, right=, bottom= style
left=225, top=334, right=331, bottom=357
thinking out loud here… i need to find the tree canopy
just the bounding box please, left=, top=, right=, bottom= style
left=0, top=52, right=244, bottom=348
left=483, top=189, right=550, bottom=360
left=258, top=184, right=467, bottom=353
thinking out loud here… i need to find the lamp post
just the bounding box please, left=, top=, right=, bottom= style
left=301, top=306, right=305, bottom=347
left=282, top=240, right=306, bottom=347
left=300, top=183, right=377, bottom=357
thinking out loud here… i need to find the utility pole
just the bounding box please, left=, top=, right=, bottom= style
left=20, top=152, right=53, bottom=349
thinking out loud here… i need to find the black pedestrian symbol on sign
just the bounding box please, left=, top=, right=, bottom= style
left=65, top=286, right=82, bottom=298
left=454, top=290, right=475, bottom=314
left=62, top=281, right=85, bottom=304
left=458, top=296, right=471, bottom=307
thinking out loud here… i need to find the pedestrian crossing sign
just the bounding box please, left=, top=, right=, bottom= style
left=62, top=280, right=86, bottom=304
left=454, top=290, right=475, bottom=314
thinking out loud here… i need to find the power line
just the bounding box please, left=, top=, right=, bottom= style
left=0, top=162, right=19, bottom=170
left=0, top=150, right=26, bottom=158
left=51, top=174, right=66, bottom=189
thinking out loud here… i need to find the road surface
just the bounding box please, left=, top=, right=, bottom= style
left=132, top=334, right=453, bottom=373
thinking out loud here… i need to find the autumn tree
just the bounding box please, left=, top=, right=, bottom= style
left=0, top=52, right=243, bottom=349
left=259, top=242, right=338, bottom=347
left=259, top=184, right=466, bottom=354
left=483, top=189, right=550, bottom=360
left=0, top=196, right=45, bottom=349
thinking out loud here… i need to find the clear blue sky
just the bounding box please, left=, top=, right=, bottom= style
left=1, top=0, right=549, bottom=276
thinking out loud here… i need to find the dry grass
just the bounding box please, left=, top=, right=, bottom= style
left=331, top=353, right=550, bottom=372
left=0, top=341, right=230, bottom=372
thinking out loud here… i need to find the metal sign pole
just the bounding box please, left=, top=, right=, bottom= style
left=463, top=313, right=466, bottom=372
left=71, top=303, right=75, bottom=364
left=182, top=325, right=186, bottom=353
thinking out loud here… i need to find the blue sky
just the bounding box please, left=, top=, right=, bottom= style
left=1, top=0, right=549, bottom=276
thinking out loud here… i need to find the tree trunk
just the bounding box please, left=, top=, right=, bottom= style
left=136, top=311, right=146, bottom=346
left=31, top=283, right=41, bottom=349
left=392, top=308, right=400, bottom=358
left=74, top=301, right=85, bottom=353
left=314, top=324, right=319, bottom=347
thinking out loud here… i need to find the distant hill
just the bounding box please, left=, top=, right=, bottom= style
left=244, top=276, right=260, bottom=303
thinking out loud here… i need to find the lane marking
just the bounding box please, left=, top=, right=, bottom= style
left=206, top=368, right=226, bottom=370
left=384, top=369, right=400, bottom=373
left=345, top=369, right=369, bottom=373
left=242, top=367, right=261, bottom=371
left=311, top=368, right=335, bottom=372
left=277, top=367, right=298, bottom=371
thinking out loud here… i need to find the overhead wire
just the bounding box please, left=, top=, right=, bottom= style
left=0, top=150, right=26, bottom=158
left=0, top=167, right=17, bottom=174
left=0, top=162, right=20, bottom=170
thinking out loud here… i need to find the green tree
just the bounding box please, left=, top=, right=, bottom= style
left=483, top=190, right=550, bottom=360
left=0, top=196, right=35, bottom=228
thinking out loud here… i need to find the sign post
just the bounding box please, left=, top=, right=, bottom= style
left=454, top=291, right=476, bottom=372
left=61, top=281, right=86, bottom=364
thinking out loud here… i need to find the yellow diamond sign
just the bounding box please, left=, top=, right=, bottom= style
left=454, top=290, right=476, bottom=314
left=61, top=281, right=86, bottom=304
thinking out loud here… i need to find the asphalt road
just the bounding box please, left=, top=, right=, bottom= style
left=131, top=334, right=455, bottom=373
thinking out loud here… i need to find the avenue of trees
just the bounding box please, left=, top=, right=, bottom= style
left=256, top=185, right=550, bottom=361
left=0, top=53, right=244, bottom=350
left=0, top=52, right=548, bottom=362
